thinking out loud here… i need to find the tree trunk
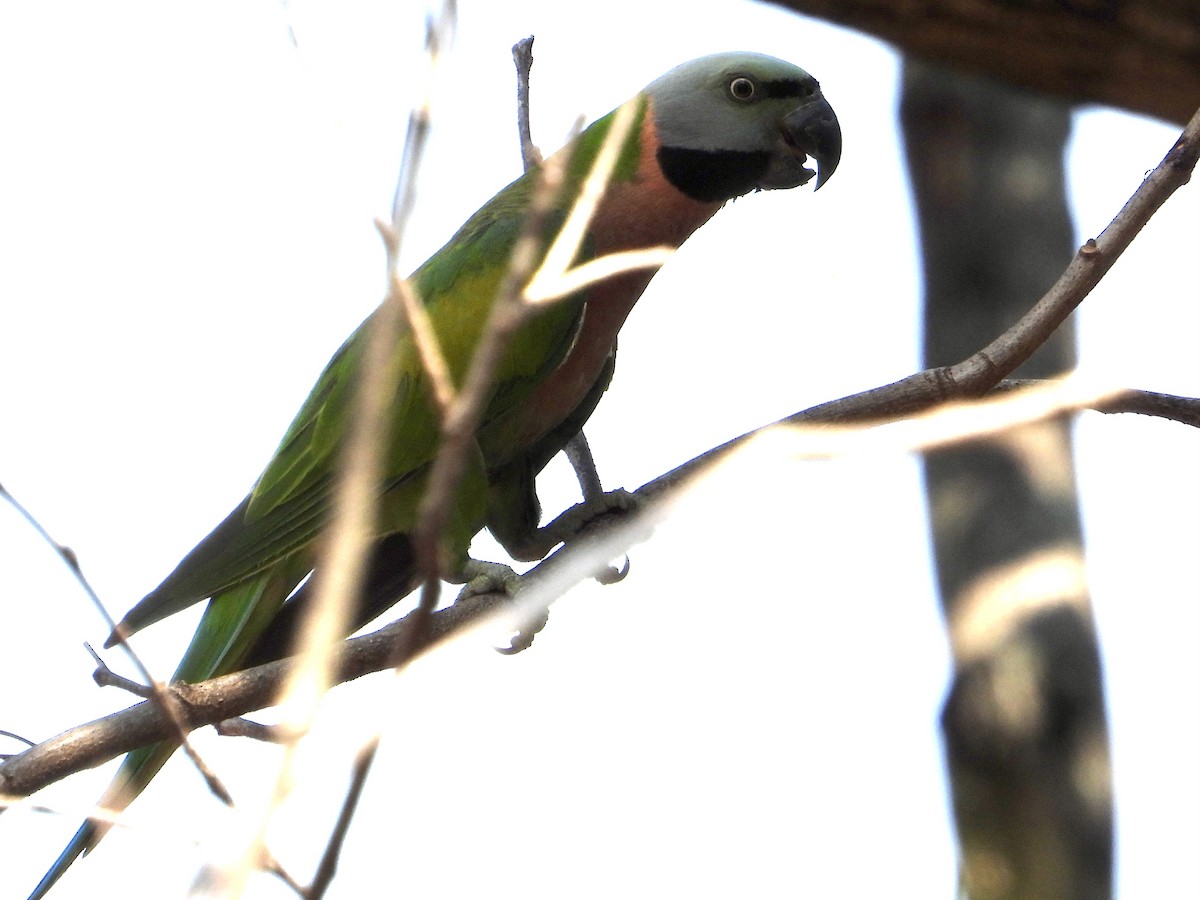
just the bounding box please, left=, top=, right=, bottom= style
left=901, top=61, right=1114, bottom=898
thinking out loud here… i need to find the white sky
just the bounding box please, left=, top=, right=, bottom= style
left=1, top=2, right=1197, bottom=898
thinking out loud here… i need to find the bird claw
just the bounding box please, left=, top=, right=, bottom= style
left=594, top=553, right=631, bottom=585
left=496, top=605, right=549, bottom=655
left=554, top=488, right=642, bottom=585
left=585, top=487, right=642, bottom=518
left=454, top=559, right=522, bottom=598
left=454, top=560, right=548, bottom=655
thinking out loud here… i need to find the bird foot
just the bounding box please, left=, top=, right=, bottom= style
left=454, top=560, right=548, bottom=655
left=538, top=488, right=643, bottom=583
left=540, top=487, right=643, bottom=549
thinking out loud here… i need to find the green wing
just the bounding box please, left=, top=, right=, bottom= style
left=114, top=172, right=582, bottom=639
left=113, top=100, right=649, bottom=638
left=33, top=103, right=646, bottom=899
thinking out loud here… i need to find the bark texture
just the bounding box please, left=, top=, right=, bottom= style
left=768, top=0, right=1200, bottom=123
left=901, top=61, right=1113, bottom=898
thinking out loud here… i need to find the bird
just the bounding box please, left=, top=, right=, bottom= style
left=29, top=50, right=839, bottom=897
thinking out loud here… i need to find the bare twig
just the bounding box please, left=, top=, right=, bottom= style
left=0, top=484, right=236, bottom=808
left=224, top=5, right=460, bottom=898
left=8, top=54, right=1195, bottom=871
left=406, top=123, right=573, bottom=591
left=509, top=36, right=604, bottom=503
left=0, top=731, right=35, bottom=749
left=87, top=644, right=152, bottom=698
left=1002, top=380, right=1200, bottom=428
left=0, top=586, right=509, bottom=798
left=213, top=718, right=286, bottom=743
left=407, top=91, right=662, bottom=613
left=512, top=36, right=541, bottom=169
left=0, top=730, right=35, bottom=763
left=1091, top=388, right=1200, bottom=426
left=308, top=736, right=379, bottom=899
left=522, top=101, right=671, bottom=305
left=648, top=102, right=1200, bottom=493
left=7, top=370, right=1196, bottom=803
left=378, top=244, right=456, bottom=412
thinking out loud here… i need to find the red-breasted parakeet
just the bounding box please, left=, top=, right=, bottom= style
left=30, top=51, right=839, bottom=897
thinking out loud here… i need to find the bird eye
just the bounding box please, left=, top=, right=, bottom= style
left=728, top=76, right=756, bottom=102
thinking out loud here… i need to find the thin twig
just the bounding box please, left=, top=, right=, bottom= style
left=1003, top=381, right=1200, bottom=428
left=8, top=63, right=1196, bottom=852
left=405, top=126, right=573, bottom=592
left=0, top=484, right=235, bottom=808
left=8, top=370, right=1197, bottom=801
left=648, top=102, right=1200, bottom=492
left=222, top=5, right=460, bottom=895
left=87, top=644, right=152, bottom=698
left=512, top=36, right=540, bottom=170
left=509, top=36, right=604, bottom=503
left=0, top=730, right=35, bottom=749
left=377, top=238, right=456, bottom=412
left=522, top=101, right=671, bottom=305
left=307, top=736, right=379, bottom=899
left=525, top=245, right=674, bottom=303
left=0, top=585, right=510, bottom=798
left=213, top=718, right=286, bottom=743
left=0, top=730, right=35, bottom=763
left=1091, top=388, right=1200, bottom=426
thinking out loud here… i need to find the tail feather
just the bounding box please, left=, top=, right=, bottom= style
left=30, top=565, right=307, bottom=896
left=27, top=822, right=93, bottom=900
left=241, top=532, right=419, bottom=668
left=27, top=741, right=173, bottom=899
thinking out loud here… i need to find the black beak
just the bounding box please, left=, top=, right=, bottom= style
left=783, top=94, right=841, bottom=190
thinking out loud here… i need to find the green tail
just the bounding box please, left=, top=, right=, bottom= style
left=28, top=562, right=307, bottom=898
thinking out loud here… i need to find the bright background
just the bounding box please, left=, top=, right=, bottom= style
left=1, top=1, right=1197, bottom=897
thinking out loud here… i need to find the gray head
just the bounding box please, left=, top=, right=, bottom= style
left=644, top=51, right=841, bottom=202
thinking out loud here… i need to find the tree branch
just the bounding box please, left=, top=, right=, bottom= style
left=767, top=0, right=1200, bottom=124
left=648, top=99, right=1199, bottom=492
left=0, top=485, right=237, bottom=810
left=4, top=371, right=1194, bottom=803
left=6, top=56, right=1196, bottom=834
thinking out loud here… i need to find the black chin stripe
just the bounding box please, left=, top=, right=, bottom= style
left=657, top=146, right=771, bottom=203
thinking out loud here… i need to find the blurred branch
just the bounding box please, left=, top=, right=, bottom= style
left=510, top=34, right=604, bottom=503
left=1005, top=381, right=1200, bottom=427
left=408, top=94, right=651, bottom=596
left=214, top=5, right=459, bottom=897
left=766, top=0, right=1200, bottom=123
